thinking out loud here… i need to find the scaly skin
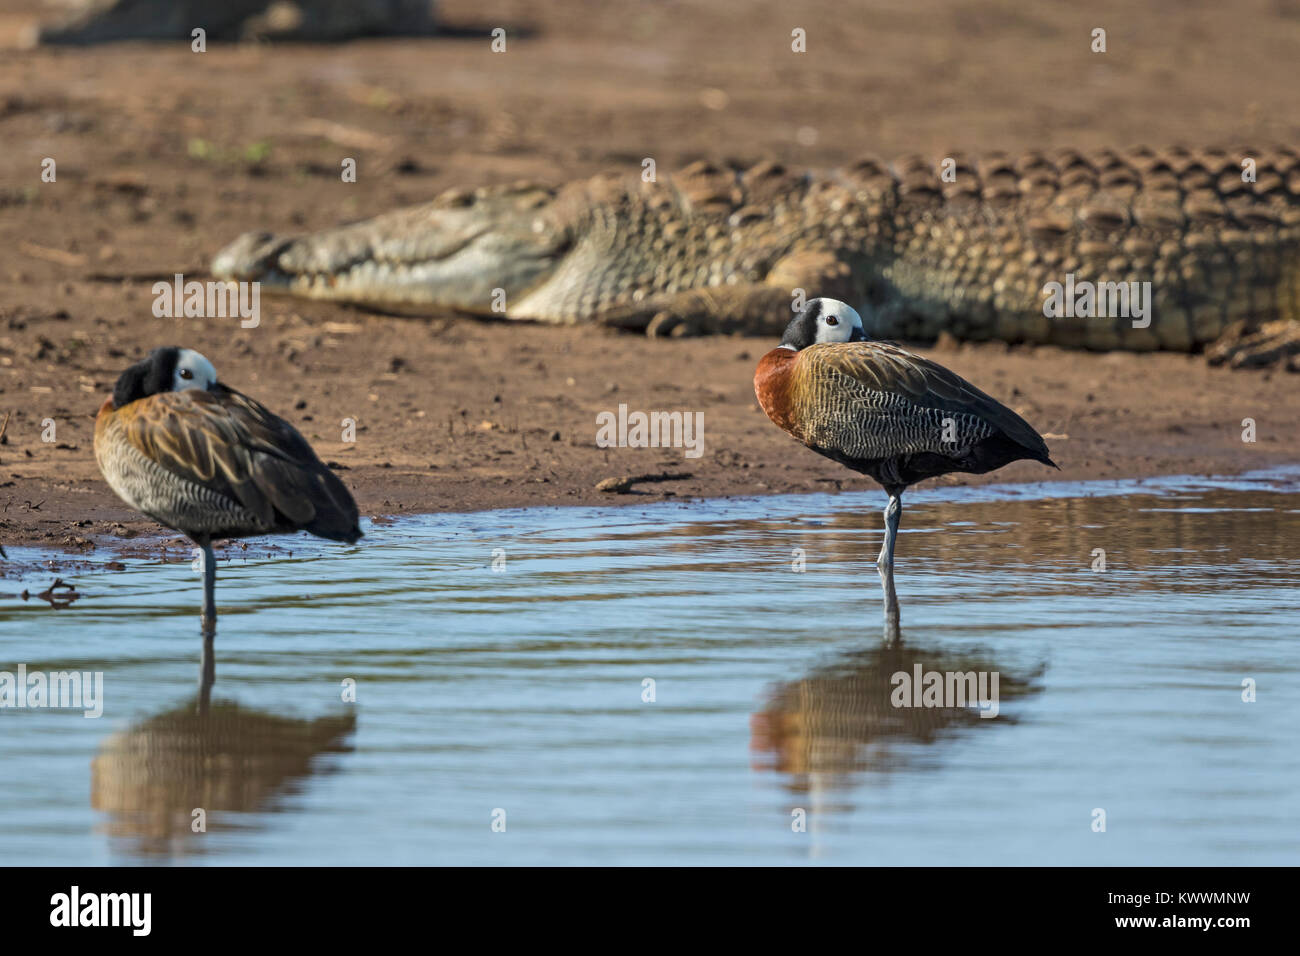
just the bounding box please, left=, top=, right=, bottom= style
left=212, top=147, right=1300, bottom=365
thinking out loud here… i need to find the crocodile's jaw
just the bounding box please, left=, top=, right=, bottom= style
left=211, top=183, right=574, bottom=316
left=210, top=231, right=293, bottom=283
left=212, top=228, right=561, bottom=315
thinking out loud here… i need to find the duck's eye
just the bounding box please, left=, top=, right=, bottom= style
left=179, top=368, right=193, bottom=380
left=825, top=316, right=839, bottom=326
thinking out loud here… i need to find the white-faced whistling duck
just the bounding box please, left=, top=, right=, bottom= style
left=754, top=298, right=1057, bottom=569
left=94, top=347, right=361, bottom=636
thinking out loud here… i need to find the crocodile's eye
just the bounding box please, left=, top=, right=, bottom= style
left=179, top=368, right=193, bottom=380
left=825, top=315, right=839, bottom=326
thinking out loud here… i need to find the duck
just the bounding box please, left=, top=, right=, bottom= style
left=94, top=347, right=361, bottom=636
left=754, top=298, right=1056, bottom=568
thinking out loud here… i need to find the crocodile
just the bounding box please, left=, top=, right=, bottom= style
left=211, top=146, right=1300, bottom=367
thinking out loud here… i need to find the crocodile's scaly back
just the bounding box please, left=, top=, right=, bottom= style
left=213, top=147, right=1300, bottom=358
left=856, top=146, right=1300, bottom=353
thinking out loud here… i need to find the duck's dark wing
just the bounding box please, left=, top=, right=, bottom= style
left=800, top=342, right=1054, bottom=463
left=120, top=386, right=362, bottom=542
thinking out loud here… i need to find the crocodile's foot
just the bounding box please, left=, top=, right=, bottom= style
left=604, top=250, right=859, bottom=338
left=1205, top=319, right=1300, bottom=370
left=646, top=308, right=708, bottom=338
left=595, top=286, right=798, bottom=338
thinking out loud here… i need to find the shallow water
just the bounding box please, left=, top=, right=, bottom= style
left=2, top=469, right=1299, bottom=865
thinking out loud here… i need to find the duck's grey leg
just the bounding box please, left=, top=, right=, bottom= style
left=876, top=493, right=902, bottom=569
left=198, top=631, right=215, bottom=715
left=195, top=537, right=217, bottom=713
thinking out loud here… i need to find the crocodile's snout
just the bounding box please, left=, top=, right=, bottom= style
left=207, top=198, right=570, bottom=314
left=211, top=232, right=290, bottom=282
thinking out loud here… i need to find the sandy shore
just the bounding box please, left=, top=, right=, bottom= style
left=4, top=314, right=1296, bottom=558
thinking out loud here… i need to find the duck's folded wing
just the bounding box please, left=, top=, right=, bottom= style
left=120, top=387, right=357, bottom=533
left=802, top=342, right=1051, bottom=458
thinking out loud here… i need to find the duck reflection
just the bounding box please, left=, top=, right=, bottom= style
left=91, top=694, right=356, bottom=858
left=751, top=569, right=1042, bottom=792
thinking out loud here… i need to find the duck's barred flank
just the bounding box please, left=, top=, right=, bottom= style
left=754, top=339, right=1054, bottom=496
left=94, top=382, right=362, bottom=544
left=793, top=359, right=996, bottom=461
left=213, top=146, right=1300, bottom=358
left=94, top=412, right=267, bottom=537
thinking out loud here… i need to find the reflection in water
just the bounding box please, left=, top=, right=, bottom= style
left=91, top=698, right=356, bottom=858
left=199, top=633, right=215, bottom=712
left=880, top=566, right=900, bottom=642
left=642, top=481, right=1300, bottom=586
left=752, top=575, right=1043, bottom=796
left=21, top=577, right=81, bottom=608
left=4, top=470, right=1296, bottom=864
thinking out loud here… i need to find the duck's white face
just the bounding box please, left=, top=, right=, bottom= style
left=172, top=349, right=217, bottom=391
left=779, top=298, right=867, bottom=350
left=810, top=299, right=865, bottom=344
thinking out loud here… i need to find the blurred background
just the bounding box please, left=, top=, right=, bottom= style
left=2, top=0, right=1298, bottom=305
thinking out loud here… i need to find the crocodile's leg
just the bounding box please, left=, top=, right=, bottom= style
left=1205, top=319, right=1300, bottom=369
left=595, top=286, right=793, bottom=338
left=595, top=248, right=861, bottom=337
